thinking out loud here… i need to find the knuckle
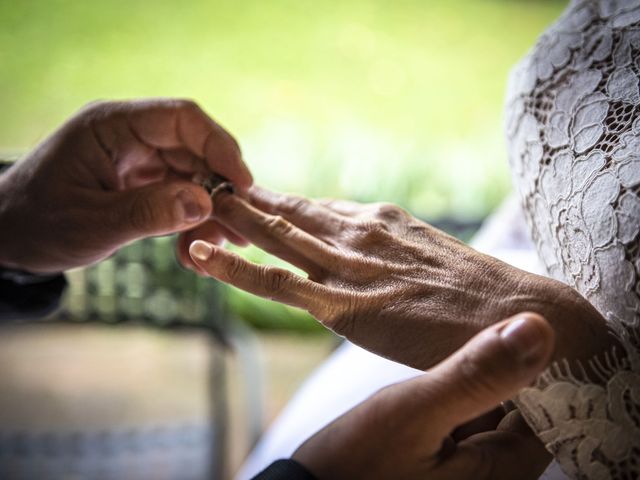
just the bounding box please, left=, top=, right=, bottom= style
left=171, top=98, right=202, bottom=123
left=318, top=198, right=337, bottom=209
left=76, top=100, right=117, bottom=126
left=374, top=203, right=406, bottom=222
left=225, top=255, right=245, bottom=281
left=173, top=98, right=199, bottom=112
left=322, top=297, right=358, bottom=336
left=280, top=195, right=309, bottom=215
left=352, top=219, right=391, bottom=244
left=264, top=215, right=293, bottom=237
left=354, top=220, right=373, bottom=235
left=79, top=99, right=108, bottom=115
left=264, top=268, right=291, bottom=295
left=364, top=219, right=390, bottom=233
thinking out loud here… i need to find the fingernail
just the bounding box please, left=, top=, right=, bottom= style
left=500, top=316, right=546, bottom=364
left=190, top=240, right=213, bottom=262
left=176, top=190, right=203, bottom=223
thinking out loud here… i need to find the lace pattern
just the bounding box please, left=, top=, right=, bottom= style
left=504, top=1, right=640, bottom=478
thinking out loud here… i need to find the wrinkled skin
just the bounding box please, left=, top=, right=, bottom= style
left=190, top=186, right=612, bottom=371
left=0, top=99, right=251, bottom=273
left=292, top=313, right=555, bottom=480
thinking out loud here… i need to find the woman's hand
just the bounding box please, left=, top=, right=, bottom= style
left=0, top=99, right=252, bottom=273
left=190, top=187, right=611, bottom=370
left=292, top=313, right=555, bottom=480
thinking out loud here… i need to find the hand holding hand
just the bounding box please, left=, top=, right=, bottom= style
left=0, top=99, right=252, bottom=273
left=292, top=313, right=555, bottom=480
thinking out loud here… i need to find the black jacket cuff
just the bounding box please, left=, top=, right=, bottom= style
left=0, top=268, right=67, bottom=321
left=252, top=459, right=318, bottom=480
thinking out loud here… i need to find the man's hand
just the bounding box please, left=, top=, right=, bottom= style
left=292, top=313, right=555, bottom=480
left=0, top=99, right=252, bottom=273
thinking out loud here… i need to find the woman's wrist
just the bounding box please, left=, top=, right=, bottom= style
left=503, top=272, right=617, bottom=375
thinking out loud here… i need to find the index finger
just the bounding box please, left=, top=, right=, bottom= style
left=249, top=185, right=349, bottom=237
left=124, top=99, right=253, bottom=190
left=188, top=239, right=337, bottom=312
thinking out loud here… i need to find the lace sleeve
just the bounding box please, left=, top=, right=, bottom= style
left=515, top=331, right=639, bottom=479
left=504, top=1, right=640, bottom=478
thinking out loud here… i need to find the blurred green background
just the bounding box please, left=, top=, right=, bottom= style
left=0, top=0, right=565, bottom=331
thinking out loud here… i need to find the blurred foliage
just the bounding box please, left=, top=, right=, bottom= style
left=0, top=0, right=565, bottom=331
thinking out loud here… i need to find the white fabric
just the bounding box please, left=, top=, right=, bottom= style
left=237, top=197, right=569, bottom=480
left=505, top=1, right=640, bottom=478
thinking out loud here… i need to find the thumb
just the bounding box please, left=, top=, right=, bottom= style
left=105, top=180, right=212, bottom=241
left=419, top=312, right=555, bottom=440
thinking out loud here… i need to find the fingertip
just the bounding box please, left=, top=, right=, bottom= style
left=175, top=189, right=207, bottom=225
left=189, top=240, right=215, bottom=262
left=204, top=135, right=253, bottom=192
left=224, top=158, right=253, bottom=193
left=167, top=180, right=213, bottom=228
left=498, top=312, right=555, bottom=368
left=228, top=140, right=253, bottom=190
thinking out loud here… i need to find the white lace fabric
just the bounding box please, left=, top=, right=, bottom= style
left=505, top=1, right=640, bottom=478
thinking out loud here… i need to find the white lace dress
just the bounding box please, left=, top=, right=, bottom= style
left=505, top=0, right=640, bottom=478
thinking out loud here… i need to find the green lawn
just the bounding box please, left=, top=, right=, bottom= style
left=0, top=0, right=565, bottom=330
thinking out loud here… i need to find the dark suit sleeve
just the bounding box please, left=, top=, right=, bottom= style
left=251, top=459, right=318, bottom=480
left=0, top=268, right=67, bottom=321
left=0, top=161, right=68, bottom=322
